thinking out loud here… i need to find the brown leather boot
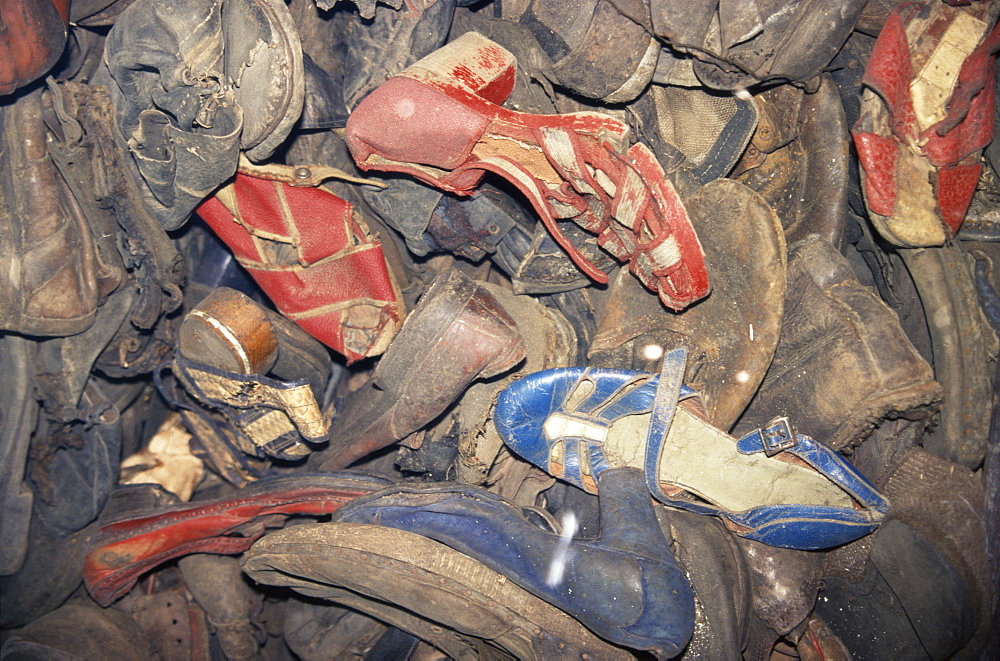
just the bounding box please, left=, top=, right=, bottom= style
left=317, top=269, right=526, bottom=470
left=0, top=87, right=98, bottom=336
left=589, top=178, right=787, bottom=431
left=734, top=235, right=942, bottom=451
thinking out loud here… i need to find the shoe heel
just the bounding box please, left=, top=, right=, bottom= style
left=179, top=287, right=278, bottom=375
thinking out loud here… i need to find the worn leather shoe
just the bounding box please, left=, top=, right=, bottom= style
left=316, top=268, right=526, bottom=470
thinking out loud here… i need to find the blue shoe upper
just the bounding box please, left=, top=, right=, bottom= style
left=336, top=469, right=695, bottom=659
left=494, top=362, right=695, bottom=493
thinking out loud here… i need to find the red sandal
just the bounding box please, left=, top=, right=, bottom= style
left=346, top=31, right=710, bottom=311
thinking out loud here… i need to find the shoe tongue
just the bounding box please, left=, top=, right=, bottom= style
left=401, top=32, right=516, bottom=105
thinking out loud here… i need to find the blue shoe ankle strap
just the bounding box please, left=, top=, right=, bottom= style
left=644, top=348, right=687, bottom=502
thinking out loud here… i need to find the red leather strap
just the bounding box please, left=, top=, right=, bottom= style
left=853, top=132, right=899, bottom=217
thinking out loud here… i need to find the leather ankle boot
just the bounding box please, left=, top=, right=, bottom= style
left=734, top=235, right=942, bottom=451
left=0, top=87, right=98, bottom=336
left=317, top=269, right=526, bottom=470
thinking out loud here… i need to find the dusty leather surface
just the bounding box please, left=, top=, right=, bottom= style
left=128, top=590, right=211, bottom=661
left=590, top=178, right=786, bottom=430
left=521, top=0, right=655, bottom=101
left=45, top=81, right=184, bottom=379
left=456, top=282, right=577, bottom=485
left=1, top=601, right=156, bottom=659
left=0, top=87, right=99, bottom=335
left=736, top=537, right=823, bottom=636
left=735, top=76, right=850, bottom=250
left=649, top=0, right=868, bottom=90
left=735, top=235, right=942, bottom=450
left=243, top=522, right=635, bottom=660
left=901, top=244, right=998, bottom=468
left=662, top=507, right=751, bottom=659
left=179, top=554, right=260, bottom=660
left=317, top=269, right=526, bottom=470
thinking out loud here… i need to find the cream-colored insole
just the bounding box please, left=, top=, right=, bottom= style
left=472, top=135, right=562, bottom=186
left=600, top=408, right=854, bottom=512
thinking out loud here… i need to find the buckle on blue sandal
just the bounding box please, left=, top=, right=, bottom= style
left=762, top=417, right=797, bottom=456
left=736, top=417, right=800, bottom=456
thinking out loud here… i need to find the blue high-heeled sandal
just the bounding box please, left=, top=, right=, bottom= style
left=494, top=348, right=888, bottom=550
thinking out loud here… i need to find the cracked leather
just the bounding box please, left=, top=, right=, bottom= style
left=589, top=178, right=786, bottom=430
left=734, top=235, right=942, bottom=451
left=83, top=473, right=389, bottom=606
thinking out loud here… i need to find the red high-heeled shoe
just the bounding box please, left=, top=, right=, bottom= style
left=346, top=32, right=710, bottom=311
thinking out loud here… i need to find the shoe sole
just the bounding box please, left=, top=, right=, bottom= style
left=243, top=522, right=634, bottom=660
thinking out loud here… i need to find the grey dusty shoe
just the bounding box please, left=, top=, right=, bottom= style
left=242, top=522, right=634, bottom=660
left=314, top=269, right=526, bottom=471
left=105, top=0, right=304, bottom=229
left=1, top=601, right=156, bottom=659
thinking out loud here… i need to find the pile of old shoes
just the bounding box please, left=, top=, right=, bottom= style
left=2, top=1, right=997, bottom=659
